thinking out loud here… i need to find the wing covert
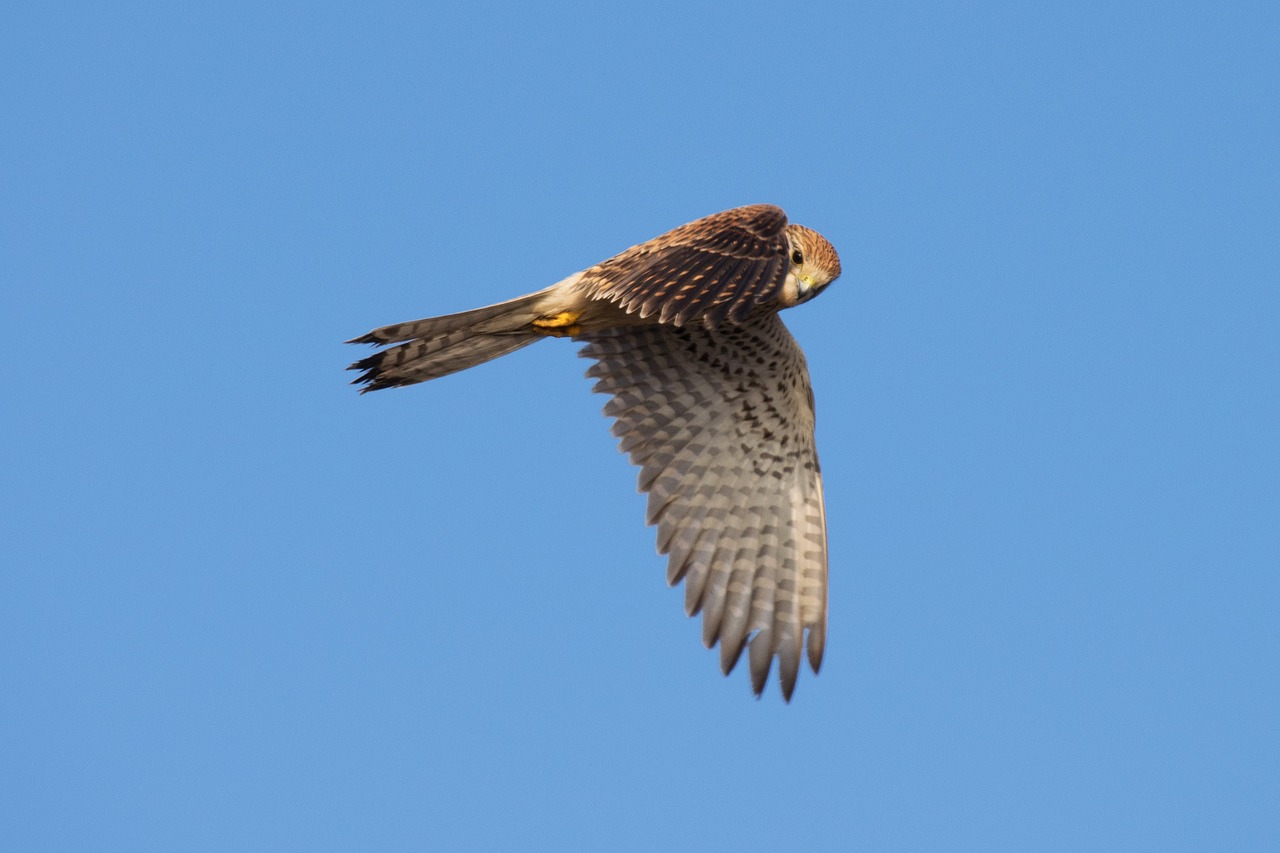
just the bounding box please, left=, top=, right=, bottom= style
left=585, top=204, right=793, bottom=329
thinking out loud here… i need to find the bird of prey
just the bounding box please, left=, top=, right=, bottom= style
left=347, top=204, right=842, bottom=700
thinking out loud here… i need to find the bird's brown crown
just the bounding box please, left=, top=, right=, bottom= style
left=784, top=224, right=842, bottom=284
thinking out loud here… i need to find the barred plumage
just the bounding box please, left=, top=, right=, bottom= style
left=580, top=317, right=828, bottom=699
left=347, top=204, right=842, bottom=700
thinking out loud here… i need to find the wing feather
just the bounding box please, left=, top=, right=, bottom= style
left=578, top=314, right=828, bottom=700
left=584, top=205, right=792, bottom=329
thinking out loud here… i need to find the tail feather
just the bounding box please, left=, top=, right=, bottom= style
left=347, top=289, right=550, bottom=392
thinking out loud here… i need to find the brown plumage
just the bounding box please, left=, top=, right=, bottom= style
left=347, top=204, right=842, bottom=700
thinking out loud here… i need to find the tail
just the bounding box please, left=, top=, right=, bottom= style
left=346, top=289, right=552, bottom=392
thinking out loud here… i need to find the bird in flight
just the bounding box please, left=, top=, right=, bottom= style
left=347, top=204, right=842, bottom=700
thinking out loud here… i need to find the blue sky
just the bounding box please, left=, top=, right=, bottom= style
left=3, top=1, right=1277, bottom=850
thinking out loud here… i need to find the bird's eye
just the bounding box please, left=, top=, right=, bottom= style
left=791, top=249, right=804, bottom=266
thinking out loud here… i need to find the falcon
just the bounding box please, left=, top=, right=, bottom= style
left=347, top=204, right=842, bottom=700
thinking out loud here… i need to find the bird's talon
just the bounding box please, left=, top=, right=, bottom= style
left=533, top=311, right=583, bottom=337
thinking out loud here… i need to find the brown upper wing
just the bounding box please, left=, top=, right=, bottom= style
left=585, top=204, right=792, bottom=328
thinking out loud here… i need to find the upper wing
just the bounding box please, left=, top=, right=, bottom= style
left=579, top=314, right=828, bottom=700
left=584, top=204, right=792, bottom=328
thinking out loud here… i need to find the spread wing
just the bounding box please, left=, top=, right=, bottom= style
left=584, top=204, right=792, bottom=328
left=579, top=314, right=828, bottom=700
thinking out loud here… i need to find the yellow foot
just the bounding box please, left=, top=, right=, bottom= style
left=532, top=311, right=583, bottom=338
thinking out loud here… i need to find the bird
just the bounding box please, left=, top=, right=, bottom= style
left=347, top=204, right=842, bottom=700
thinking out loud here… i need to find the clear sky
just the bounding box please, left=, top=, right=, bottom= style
left=3, top=2, right=1278, bottom=850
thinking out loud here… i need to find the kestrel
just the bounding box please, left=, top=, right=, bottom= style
left=347, top=204, right=842, bottom=700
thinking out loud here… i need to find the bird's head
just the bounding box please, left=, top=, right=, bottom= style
left=779, top=224, right=842, bottom=308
